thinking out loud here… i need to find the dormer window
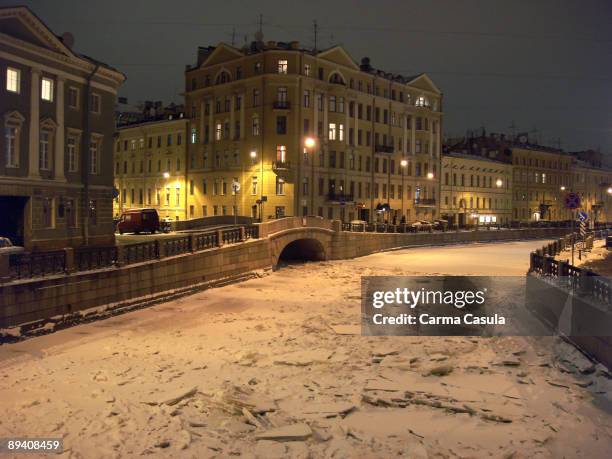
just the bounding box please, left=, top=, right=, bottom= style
left=329, top=72, right=345, bottom=85
left=215, top=71, right=231, bottom=85
left=415, top=95, right=428, bottom=107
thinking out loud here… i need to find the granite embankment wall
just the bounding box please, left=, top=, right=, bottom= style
left=0, top=221, right=570, bottom=328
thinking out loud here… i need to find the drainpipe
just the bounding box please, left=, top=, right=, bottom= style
left=81, top=64, right=100, bottom=246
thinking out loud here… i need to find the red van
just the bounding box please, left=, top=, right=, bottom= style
left=117, top=208, right=160, bottom=234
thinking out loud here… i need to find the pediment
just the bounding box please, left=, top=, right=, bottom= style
left=317, top=46, right=360, bottom=70
left=200, top=43, right=244, bottom=68
left=0, top=7, right=74, bottom=58
left=406, top=73, right=441, bottom=94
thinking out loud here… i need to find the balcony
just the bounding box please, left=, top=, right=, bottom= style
left=375, top=144, right=394, bottom=154
left=327, top=192, right=354, bottom=203
left=272, top=160, right=291, bottom=171
left=414, top=198, right=436, bottom=207
left=273, top=100, right=291, bottom=110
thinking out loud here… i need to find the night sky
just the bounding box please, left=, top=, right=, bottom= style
left=7, top=0, right=612, bottom=155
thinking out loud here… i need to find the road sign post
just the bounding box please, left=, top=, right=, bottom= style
left=232, top=181, right=241, bottom=225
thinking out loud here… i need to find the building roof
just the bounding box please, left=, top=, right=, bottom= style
left=0, top=5, right=125, bottom=83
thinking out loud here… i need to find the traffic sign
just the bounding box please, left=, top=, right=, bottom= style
left=564, top=192, right=580, bottom=209
left=577, top=210, right=588, bottom=222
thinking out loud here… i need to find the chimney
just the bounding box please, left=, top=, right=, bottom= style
left=360, top=57, right=372, bottom=72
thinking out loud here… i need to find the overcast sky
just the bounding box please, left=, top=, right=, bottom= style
left=9, top=0, right=612, bottom=154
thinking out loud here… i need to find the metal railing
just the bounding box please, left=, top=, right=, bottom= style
left=75, top=246, right=117, bottom=271
left=123, top=241, right=159, bottom=265
left=8, top=250, right=66, bottom=279
left=529, top=229, right=611, bottom=305
left=163, top=236, right=191, bottom=257
left=244, top=225, right=259, bottom=239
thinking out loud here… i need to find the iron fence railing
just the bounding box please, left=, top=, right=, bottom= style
left=8, top=250, right=66, bottom=279
left=123, top=241, right=159, bottom=265
left=75, top=246, right=117, bottom=271
left=244, top=225, right=259, bottom=239
left=195, top=232, right=218, bottom=250
left=222, top=227, right=242, bottom=245
left=163, top=236, right=191, bottom=257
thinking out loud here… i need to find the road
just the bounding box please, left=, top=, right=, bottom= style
left=0, top=240, right=610, bottom=458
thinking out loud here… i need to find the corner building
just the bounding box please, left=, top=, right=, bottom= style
left=184, top=41, right=442, bottom=222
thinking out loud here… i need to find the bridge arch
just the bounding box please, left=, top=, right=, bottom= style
left=270, top=229, right=332, bottom=267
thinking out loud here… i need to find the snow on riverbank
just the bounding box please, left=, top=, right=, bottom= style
left=0, top=240, right=610, bottom=458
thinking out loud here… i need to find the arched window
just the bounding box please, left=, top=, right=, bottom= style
left=215, top=70, right=231, bottom=85
left=329, top=72, right=346, bottom=85
left=415, top=95, right=428, bottom=107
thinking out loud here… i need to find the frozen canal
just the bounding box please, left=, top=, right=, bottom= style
left=0, top=240, right=610, bottom=458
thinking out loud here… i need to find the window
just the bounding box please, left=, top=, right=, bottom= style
left=253, top=89, right=260, bottom=106
left=304, top=64, right=311, bottom=76
left=303, top=90, right=310, bottom=107
left=68, top=87, right=79, bottom=108
left=338, top=124, right=344, bottom=141
left=329, top=123, right=337, bottom=140
left=42, top=197, right=54, bottom=228
left=415, top=95, right=427, bottom=107
left=254, top=62, right=262, bottom=73
left=276, top=116, right=287, bottom=134
left=276, top=176, right=285, bottom=195
left=215, top=123, right=222, bottom=140
left=251, top=176, right=258, bottom=195
left=5, top=126, right=18, bottom=167
left=329, top=96, right=336, bottom=112
left=41, top=77, right=53, bottom=101
left=276, top=145, right=287, bottom=162
left=252, top=116, right=260, bottom=135
left=67, top=135, right=78, bottom=172
left=90, top=136, right=101, bottom=174
left=90, top=93, right=101, bottom=113
left=39, top=131, right=50, bottom=170
left=191, top=128, right=197, bottom=144
left=277, top=87, right=288, bottom=103
left=6, top=68, right=20, bottom=93
left=278, top=59, right=288, bottom=74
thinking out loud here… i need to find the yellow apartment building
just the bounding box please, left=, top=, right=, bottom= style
left=440, top=152, right=513, bottom=226
left=113, top=116, right=189, bottom=220
left=511, top=147, right=573, bottom=222
left=572, top=162, right=612, bottom=224
left=183, top=40, right=442, bottom=223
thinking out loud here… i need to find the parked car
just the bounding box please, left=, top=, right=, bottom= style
left=160, top=216, right=174, bottom=233
left=0, top=236, right=25, bottom=255
left=433, top=219, right=449, bottom=231
left=411, top=220, right=433, bottom=232
left=117, top=208, right=160, bottom=235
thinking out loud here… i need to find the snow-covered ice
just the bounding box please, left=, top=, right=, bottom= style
left=0, top=240, right=610, bottom=458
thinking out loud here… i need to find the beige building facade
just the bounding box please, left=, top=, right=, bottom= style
left=0, top=7, right=124, bottom=250
left=440, top=152, right=513, bottom=226
left=572, top=163, right=612, bottom=224
left=183, top=41, right=442, bottom=223
left=114, top=117, right=189, bottom=220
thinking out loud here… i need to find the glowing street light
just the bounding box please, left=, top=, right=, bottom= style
left=250, top=150, right=257, bottom=159
left=560, top=185, right=566, bottom=191
left=304, top=137, right=316, bottom=149
left=608, top=187, right=612, bottom=195
left=400, top=160, right=408, bottom=221
left=427, top=172, right=434, bottom=180
left=496, top=179, right=503, bottom=187
left=163, top=172, right=170, bottom=179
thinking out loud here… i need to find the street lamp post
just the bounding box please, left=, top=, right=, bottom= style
left=304, top=137, right=316, bottom=216
left=400, top=159, right=408, bottom=222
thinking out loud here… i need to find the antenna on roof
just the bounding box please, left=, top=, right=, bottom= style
left=313, top=20, right=318, bottom=52
left=254, top=14, right=264, bottom=42
left=509, top=120, right=517, bottom=139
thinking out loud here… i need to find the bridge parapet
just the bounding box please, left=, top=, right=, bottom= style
left=258, top=217, right=338, bottom=237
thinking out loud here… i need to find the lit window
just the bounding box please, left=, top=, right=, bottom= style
left=415, top=95, right=427, bottom=107
left=328, top=123, right=337, bottom=140
left=276, top=145, right=287, bottom=162
left=339, top=124, right=344, bottom=141
left=6, top=68, right=20, bottom=93
left=276, top=176, right=285, bottom=195
left=41, top=77, right=54, bottom=101
left=191, top=128, right=197, bottom=144
left=304, top=64, right=311, bottom=76
left=215, top=123, right=222, bottom=140
left=278, top=59, right=288, bottom=74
